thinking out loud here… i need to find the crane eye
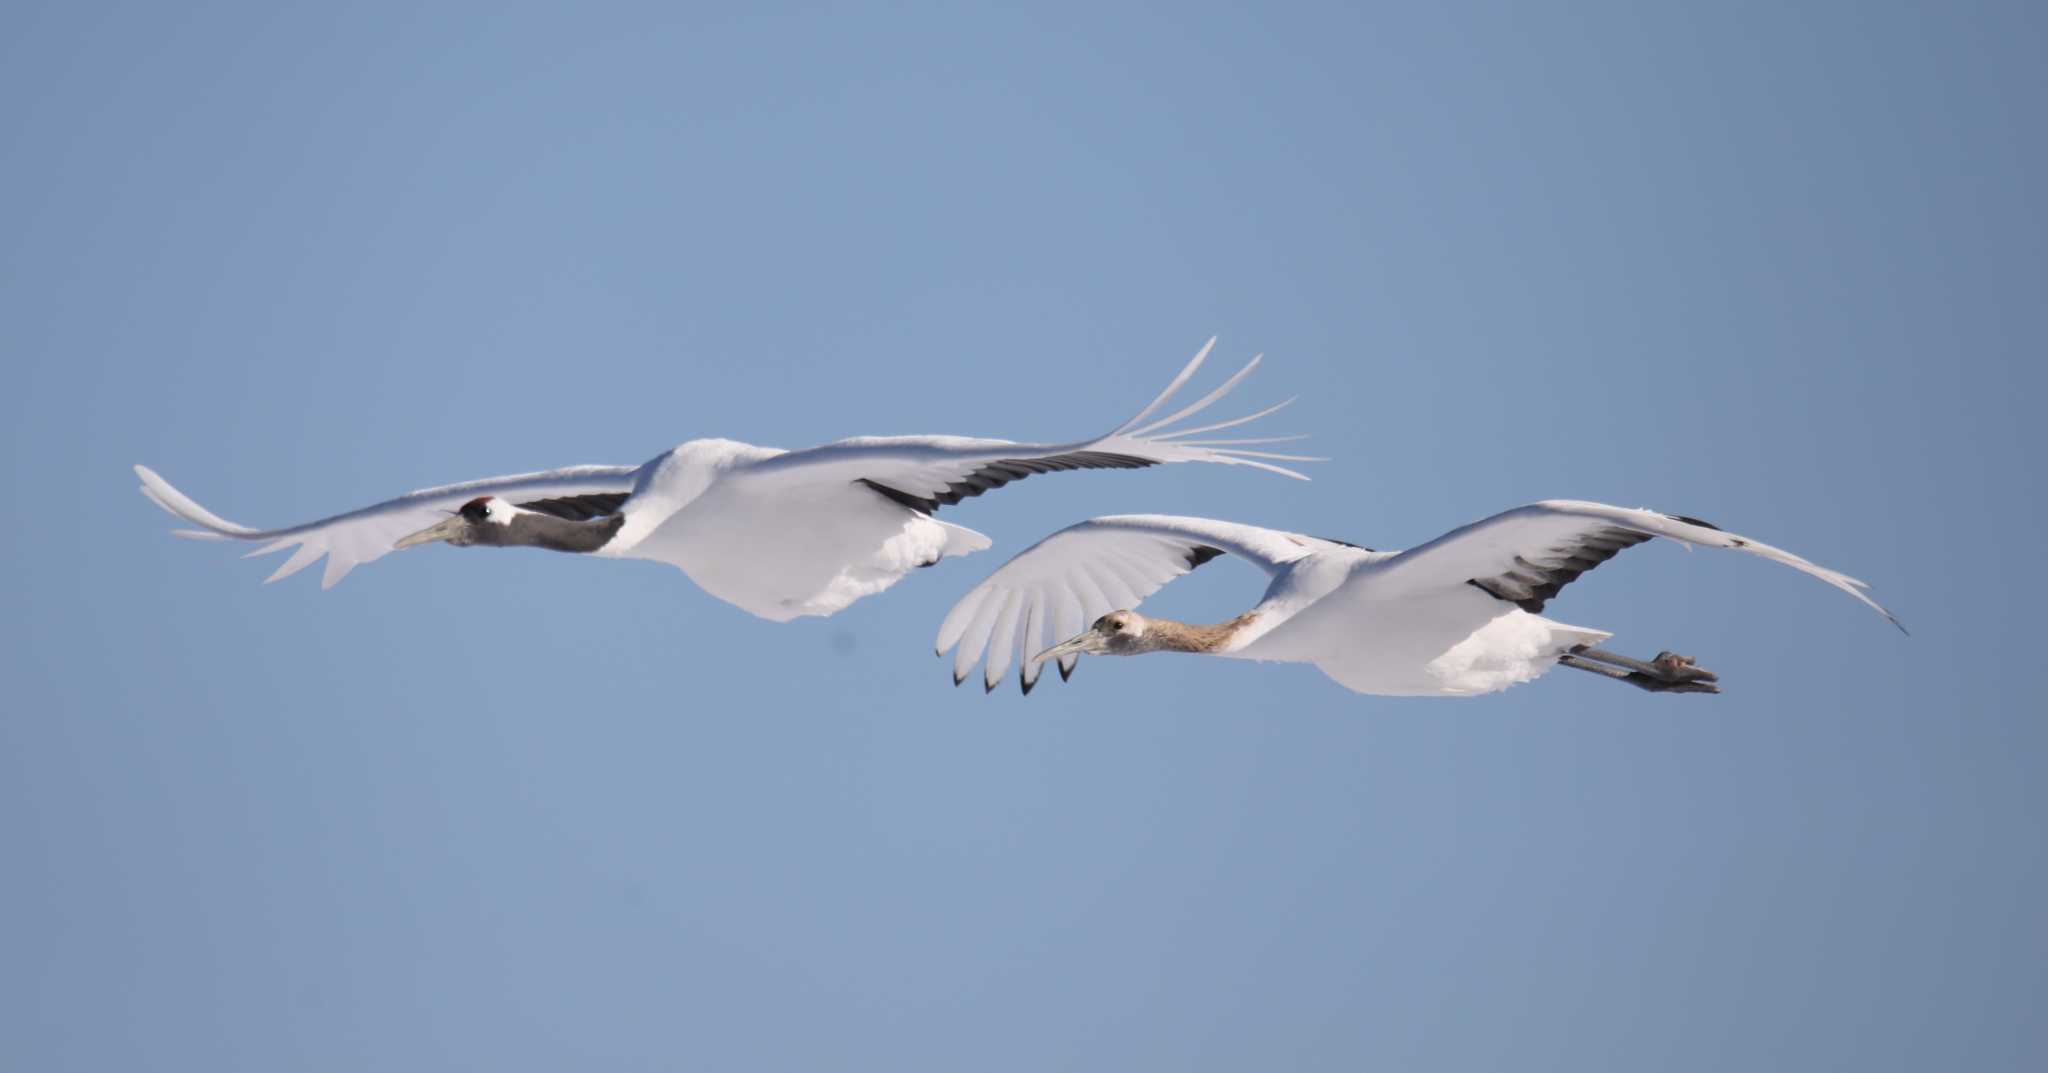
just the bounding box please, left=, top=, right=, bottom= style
left=459, top=498, right=491, bottom=522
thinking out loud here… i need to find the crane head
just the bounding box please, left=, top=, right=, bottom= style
left=1034, top=610, right=1147, bottom=663
left=395, top=496, right=515, bottom=549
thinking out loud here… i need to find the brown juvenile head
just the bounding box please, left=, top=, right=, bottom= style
left=1090, top=611, right=1148, bottom=653
left=1035, top=609, right=1151, bottom=664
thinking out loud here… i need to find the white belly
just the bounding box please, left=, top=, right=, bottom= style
left=625, top=481, right=971, bottom=621
left=1240, top=585, right=1611, bottom=697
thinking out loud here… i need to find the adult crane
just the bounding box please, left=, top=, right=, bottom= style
left=137, top=340, right=1312, bottom=621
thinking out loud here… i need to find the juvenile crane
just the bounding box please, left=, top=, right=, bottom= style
left=937, top=503, right=1900, bottom=695
left=136, top=340, right=1313, bottom=621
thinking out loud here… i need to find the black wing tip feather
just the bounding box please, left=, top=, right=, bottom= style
left=1186, top=544, right=1225, bottom=569
left=1467, top=527, right=1654, bottom=614
left=1058, top=659, right=1075, bottom=682
left=856, top=453, right=1159, bottom=517
left=859, top=479, right=940, bottom=515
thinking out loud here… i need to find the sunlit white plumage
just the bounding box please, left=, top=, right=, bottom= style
left=940, top=502, right=1900, bottom=695
left=137, top=340, right=1315, bottom=621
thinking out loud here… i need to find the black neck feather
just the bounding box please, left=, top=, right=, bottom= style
left=500, top=513, right=625, bottom=553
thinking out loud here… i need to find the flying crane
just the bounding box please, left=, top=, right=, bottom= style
left=137, top=340, right=1312, bottom=621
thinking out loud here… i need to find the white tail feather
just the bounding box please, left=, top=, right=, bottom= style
left=1126, top=354, right=1263, bottom=437
left=1112, top=337, right=1216, bottom=435
left=1088, top=348, right=1321, bottom=480
left=1152, top=397, right=1297, bottom=441
left=136, top=465, right=261, bottom=536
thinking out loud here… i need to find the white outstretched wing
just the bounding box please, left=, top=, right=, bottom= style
left=135, top=462, right=642, bottom=589
left=1365, top=499, right=1902, bottom=629
left=936, top=515, right=1322, bottom=693
left=723, top=338, right=1318, bottom=514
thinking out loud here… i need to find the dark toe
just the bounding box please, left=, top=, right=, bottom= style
left=1627, top=672, right=1722, bottom=694
left=1653, top=652, right=1718, bottom=683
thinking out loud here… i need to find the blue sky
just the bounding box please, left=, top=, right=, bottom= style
left=3, top=2, right=2043, bottom=1070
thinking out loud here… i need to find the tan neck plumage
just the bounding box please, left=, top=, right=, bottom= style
left=1134, top=612, right=1263, bottom=655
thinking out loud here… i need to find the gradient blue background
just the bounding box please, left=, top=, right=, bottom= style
left=5, top=2, right=2042, bottom=1069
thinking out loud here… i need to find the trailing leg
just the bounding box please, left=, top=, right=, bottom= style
left=1562, top=646, right=1720, bottom=694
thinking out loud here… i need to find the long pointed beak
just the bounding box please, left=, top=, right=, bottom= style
left=395, top=516, right=469, bottom=550
left=1032, top=630, right=1104, bottom=666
